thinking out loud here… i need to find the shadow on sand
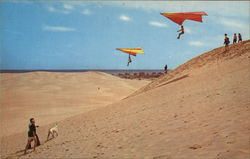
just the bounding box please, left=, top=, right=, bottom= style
left=157, top=74, right=189, bottom=88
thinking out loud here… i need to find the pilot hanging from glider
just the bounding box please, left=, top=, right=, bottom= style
left=116, top=48, right=144, bottom=66
left=177, top=25, right=184, bottom=39
left=160, top=12, right=207, bottom=39
left=127, top=54, right=132, bottom=66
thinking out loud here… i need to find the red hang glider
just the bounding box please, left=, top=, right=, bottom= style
left=160, top=11, right=208, bottom=25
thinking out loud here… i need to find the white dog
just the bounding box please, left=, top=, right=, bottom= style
left=47, top=124, right=58, bottom=140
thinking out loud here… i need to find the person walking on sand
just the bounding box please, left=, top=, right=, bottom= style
left=177, top=25, right=184, bottom=39
left=24, top=118, right=37, bottom=154
left=238, top=33, right=242, bottom=42
left=233, top=33, right=237, bottom=44
left=224, top=34, right=230, bottom=49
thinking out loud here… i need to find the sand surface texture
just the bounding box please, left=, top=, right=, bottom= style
left=1, top=40, right=250, bottom=159
left=0, top=71, right=149, bottom=137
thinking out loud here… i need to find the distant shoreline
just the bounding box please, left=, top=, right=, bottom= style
left=0, top=69, right=166, bottom=74
left=0, top=69, right=169, bottom=80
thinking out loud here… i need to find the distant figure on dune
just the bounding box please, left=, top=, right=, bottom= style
left=233, top=33, right=237, bottom=44
left=24, top=118, right=39, bottom=154
left=238, top=33, right=242, bottom=42
left=177, top=25, right=184, bottom=39
left=224, top=34, right=230, bottom=49
left=164, top=64, right=168, bottom=73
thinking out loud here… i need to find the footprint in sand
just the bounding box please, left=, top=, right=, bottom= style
left=159, top=131, right=164, bottom=135
left=112, top=130, right=119, bottom=133
left=189, top=144, right=202, bottom=150
left=153, top=155, right=171, bottom=159
left=203, top=124, right=209, bottom=127
left=96, top=144, right=102, bottom=148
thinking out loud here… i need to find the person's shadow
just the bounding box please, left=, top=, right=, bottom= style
left=44, top=138, right=53, bottom=143
left=4, top=149, right=30, bottom=159
left=6, top=134, right=42, bottom=158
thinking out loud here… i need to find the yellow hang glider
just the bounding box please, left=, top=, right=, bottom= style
left=116, top=48, right=144, bottom=66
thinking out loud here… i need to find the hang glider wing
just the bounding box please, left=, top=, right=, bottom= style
left=116, top=48, right=144, bottom=56
left=160, top=11, right=208, bottom=25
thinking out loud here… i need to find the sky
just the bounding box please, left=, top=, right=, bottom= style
left=0, top=1, right=249, bottom=70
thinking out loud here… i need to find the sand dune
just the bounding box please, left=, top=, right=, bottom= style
left=0, top=71, right=149, bottom=137
left=1, top=41, right=250, bottom=159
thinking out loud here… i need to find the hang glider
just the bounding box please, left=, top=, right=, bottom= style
left=116, top=48, right=144, bottom=56
left=116, top=48, right=144, bottom=66
left=160, top=11, right=208, bottom=25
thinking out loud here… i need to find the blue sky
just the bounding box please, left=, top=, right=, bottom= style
left=0, top=1, right=249, bottom=70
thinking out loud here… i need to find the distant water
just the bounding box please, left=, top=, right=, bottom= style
left=0, top=70, right=165, bottom=75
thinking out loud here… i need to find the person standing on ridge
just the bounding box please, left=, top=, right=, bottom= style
left=177, top=25, right=184, bottom=39
left=224, top=34, right=230, bottom=49
left=233, top=33, right=237, bottom=44
left=164, top=64, right=168, bottom=73
left=238, top=33, right=242, bottom=42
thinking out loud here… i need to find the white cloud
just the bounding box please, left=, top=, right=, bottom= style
left=48, top=6, right=56, bottom=12
left=202, top=35, right=225, bottom=47
left=81, top=9, right=92, bottom=15
left=63, top=4, right=74, bottom=10
left=219, top=18, right=248, bottom=30
left=43, top=25, right=76, bottom=32
left=189, top=41, right=205, bottom=47
left=119, top=15, right=131, bottom=21
left=7, top=0, right=33, bottom=4
left=149, top=21, right=167, bottom=28
left=104, top=1, right=249, bottom=17
left=47, top=6, right=70, bottom=14
left=184, top=27, right=192, bottom=34
left=216, top=18, right=250, bottom=38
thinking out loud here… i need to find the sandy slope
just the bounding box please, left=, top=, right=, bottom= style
left=0, top=71, right=149, bottom=137
left=1, top=41, right=250, bottom=159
